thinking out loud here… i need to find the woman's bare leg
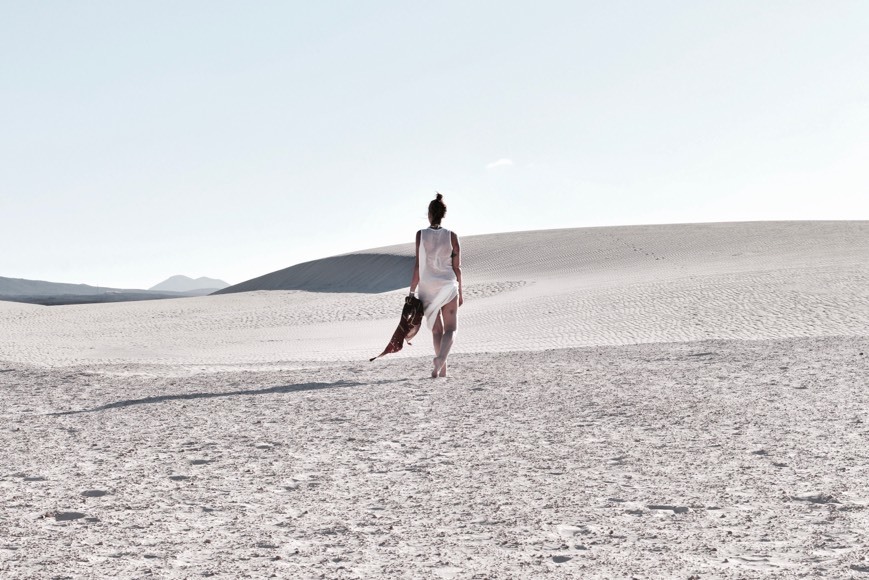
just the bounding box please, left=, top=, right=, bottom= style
left=431, top=314, right=444, bottom=378
left=433, top=296, right=458, bottom=377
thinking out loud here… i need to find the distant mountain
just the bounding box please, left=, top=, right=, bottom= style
left=149, top=275, right=229, bottom=293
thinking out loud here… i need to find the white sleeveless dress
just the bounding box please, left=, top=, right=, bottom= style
left=417, top=227, right=459, bottom=329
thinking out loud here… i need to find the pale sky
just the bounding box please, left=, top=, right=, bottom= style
left=2, top=1, right=867, bottom=289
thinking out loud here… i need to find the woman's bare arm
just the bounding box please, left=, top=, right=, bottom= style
left=451, top=231, right=463, bottom=306
left=409, top=230, right=421, bottom=294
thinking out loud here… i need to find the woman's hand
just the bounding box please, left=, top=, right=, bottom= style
left=458, top=290, right=464, bottom=307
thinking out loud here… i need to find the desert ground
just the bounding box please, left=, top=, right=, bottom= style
left=2, top=221, right=868, bottom=579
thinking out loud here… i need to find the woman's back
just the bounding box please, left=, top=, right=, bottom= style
left=419, top=227, right=457, bottom=283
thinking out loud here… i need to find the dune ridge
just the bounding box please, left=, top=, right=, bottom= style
left=217, top=220, right=868, bottom=293
left=0, top=276, right=217, bottom=306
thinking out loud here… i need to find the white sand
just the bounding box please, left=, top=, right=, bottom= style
left=1, top=221, right=868, bottom=578
left=2, top=221, right=867, bottom=367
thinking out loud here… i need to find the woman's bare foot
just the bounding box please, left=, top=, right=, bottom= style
left=432, top=357, right=445, bottom=378
left=438, top=361, right=448, bottom=377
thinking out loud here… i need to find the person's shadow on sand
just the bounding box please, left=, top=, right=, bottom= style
left=50, top=378, right=404, bottom=416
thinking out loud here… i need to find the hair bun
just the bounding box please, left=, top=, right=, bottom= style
left=435, top=193, right=443, bottom=201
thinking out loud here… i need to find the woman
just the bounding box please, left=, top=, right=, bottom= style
left=409, top=193, right=464, bottom=378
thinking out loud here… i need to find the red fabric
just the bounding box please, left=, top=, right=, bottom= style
left=370, top=295, right=424, bottom=361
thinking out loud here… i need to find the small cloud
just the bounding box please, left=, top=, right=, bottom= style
left=486, top=158, right=513, bottom=170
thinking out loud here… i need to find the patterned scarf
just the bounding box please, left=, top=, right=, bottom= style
left=369, top=294, right=424, bottom=361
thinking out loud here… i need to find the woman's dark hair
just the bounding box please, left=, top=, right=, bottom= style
left=428, top=192, right=447, bottom=225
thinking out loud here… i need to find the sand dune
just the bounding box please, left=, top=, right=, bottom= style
left=1, top=221, right=866, bottom=367
left=221, top=220, right=869, bottom=291
left=2, top=221, right=868, bottom=578
left=216, top=253, right=413, bottom=294
left=0, top=276, right=126, bottom=297
left=0, top=276, right=214, bottom=306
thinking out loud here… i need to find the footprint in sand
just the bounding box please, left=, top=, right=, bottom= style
left=433, top=567, right=463, bottom=579
left=81, top=490, right=108, bottom=497
left=647, top=505, right=690, bottom=514
left=51, top=511, right=87, bottom=522
left=727, top=554, right=782, bottom=569
left=792, top=493, right=840, bottom=504
left=557, top=525, right=588, bottom=538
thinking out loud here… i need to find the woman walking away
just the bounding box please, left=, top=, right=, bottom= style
left=409, top=193, right=464, bottom=378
